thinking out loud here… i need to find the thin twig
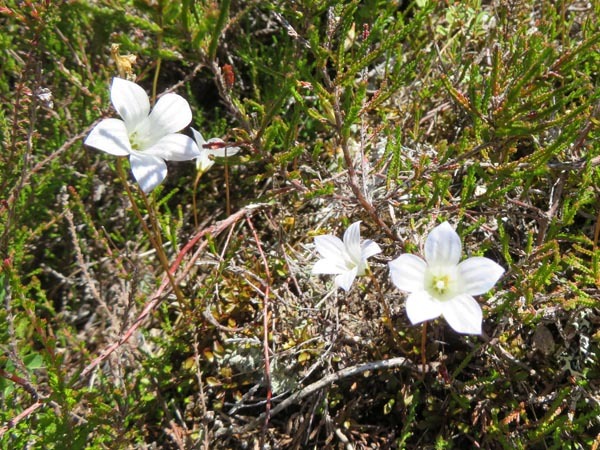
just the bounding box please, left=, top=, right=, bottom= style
left=210, top=61, right=252, bottom=135
left=246, top=216, right=273, bottom=442
left=368, top=271, right=407, bottom=353
left=327, top=77, right=397, bottom=241
left=63, top=194, right=113, bottom=319
left=0, top=369, right=40, bottom=401
left=239, top=356, right=434, bottom=432
left=164, top=63, right=205, bottom=94
left=192, top=336, right=210, bottom=448
left=0, top=400, right=44, bottom=437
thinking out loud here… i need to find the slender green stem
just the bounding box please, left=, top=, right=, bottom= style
left=116, top=159, right=184, bottom=304
left=594, top=208, right=600, bottom=248
left=192, top=171, right=203, bottom=229
left=140, top=190, right=164, bottom=248
left=421, top=321, right=428, bottom=375
left=224, top=159, right=231, bottom=217
left=208, top=0, right=231, bottom=61
left=368, top=270, right=407, bottom=353
left=152, top=56, right=162, bottom=105
left=151, top=1, right=164, bottom=104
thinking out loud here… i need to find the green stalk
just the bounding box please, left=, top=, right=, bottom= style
left=116, top=159, right=184, bottom=304
left=151, top=1, right=164, bottom=104
left=208, top=0, right=231, bottom=61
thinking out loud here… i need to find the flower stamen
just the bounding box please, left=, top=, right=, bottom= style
left=433, top=275, right=449, bottom=294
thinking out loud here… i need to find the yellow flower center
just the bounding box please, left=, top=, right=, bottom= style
left=425, top=268, right=459, bottom=301
left=432, top=275, right=450, bottom=295
left=130, top=131, right=141, bottom=150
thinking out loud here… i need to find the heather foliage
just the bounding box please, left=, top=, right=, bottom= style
left=1, top=1, right=599, bottom=448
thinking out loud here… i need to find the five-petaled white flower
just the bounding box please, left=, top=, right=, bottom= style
left=388, top=221, right=504, bottom=335
left=84, top=77, right=200, bottom=193
left=191, top=128, right=240, bottom=174
left=312, top=221, right=382, bottom=292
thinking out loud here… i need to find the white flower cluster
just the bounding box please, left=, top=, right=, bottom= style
left=85, top=78, right=238, bottom=193
left=312, top=221, right=504, bottom=335
left=85, top=78, right=504, bottom=336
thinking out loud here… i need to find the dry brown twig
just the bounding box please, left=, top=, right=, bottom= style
left=319, top=60, right=397, bottom=242
left=239, top=356, right=437, bottom=433
left=246, top=215, right=274, bottom=446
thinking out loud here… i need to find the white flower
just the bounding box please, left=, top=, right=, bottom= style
left=191, top=128, right=240, bottom=173
left=388, top=221, right=504, bottom=335
left=84, top=78, right=200, bottom=193
left=312, top=221, right=382, bottom=292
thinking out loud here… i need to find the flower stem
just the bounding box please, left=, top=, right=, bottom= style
left=151, top=1, right=164, bottom=104
left=116, top=159, right=184, bottom=304
left=421, top=321, right=428, bottom=374
left=368, top=270, right=407, bottom=353
left=224, top=158, right=231, bottom=217
left=192, top=170, right=203, bottom=229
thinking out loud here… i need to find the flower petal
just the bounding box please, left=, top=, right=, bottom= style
left=129, top=153, right=167, bottom=193
left=425, top=222, right=462, bottom=267
left=111, top=78, right=150, bottom=131
left=458, top=257, right=505, bottom=295
left=191, top=128, right=206, bottom=147
left=144, top=134, right=200, bottom=161
left=314, top=235, right=345, bottom=260
left=312, top=258, right=346, bottom=275
left=145, top=93, right=192, bottom=142
left=335, top=267, right=358, bottom=292
left=388, top=254, right=427, bottom=293
left=196, top=150, right=214, bottom=172
left=361, top=239, right=382, bottom=259
left=405, top=291, right=442, bottom=324
left=85, top=118, right=131, bottom=156
left=207, top=138, right=240, bottom=158
left=212, top=146, right=240, bottom=158
left=441, top=294, right=482, bottom=334
left=343, top=221, right=363, bottom=264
